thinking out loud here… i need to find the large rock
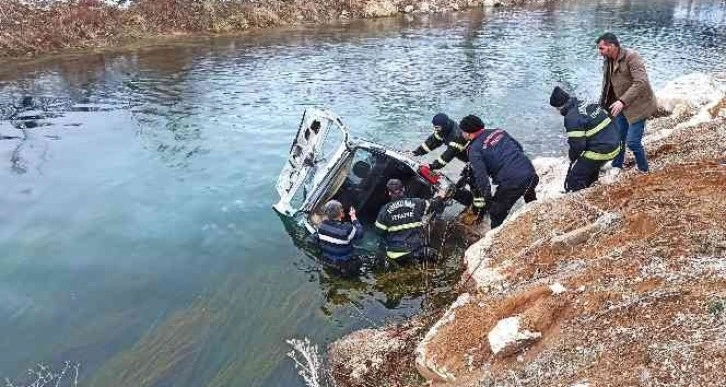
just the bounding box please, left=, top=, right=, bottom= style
left=329, top=320, right=423, bottom=386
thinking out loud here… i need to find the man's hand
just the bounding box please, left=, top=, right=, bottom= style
left=609, top=100, right=625, bottom=116
left=348, top=207, right=357, bottom=221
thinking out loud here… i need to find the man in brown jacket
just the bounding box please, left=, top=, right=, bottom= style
left=597, top=32, right=658, bottom=173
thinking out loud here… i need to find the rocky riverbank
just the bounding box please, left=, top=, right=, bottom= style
left=0, top=0, right=553, bottom=59
left=329, top=72, right=726, bottom=386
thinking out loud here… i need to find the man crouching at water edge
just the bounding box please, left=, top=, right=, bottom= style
left=310, top=200, right=364, bottom=277
left=459, top=115, right=539, bottom=229
left=375, top=179, right=446, bottom=265
left=550, top=86, right=621, bottom=192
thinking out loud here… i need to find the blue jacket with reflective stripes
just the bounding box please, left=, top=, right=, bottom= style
left=312, top=219, right=364, bottom=261
left=561, top=98, right=621, bottom=161
left=375, top=197, right=442, bottom=255
left=468, top=129, right=536, bottom=199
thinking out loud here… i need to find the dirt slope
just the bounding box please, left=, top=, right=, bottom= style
left=330, top=74, right=726, bottom=387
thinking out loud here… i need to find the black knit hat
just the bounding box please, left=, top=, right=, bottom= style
left=459, top=115, right=485, bottom=133
left=549, top=86, right=570, bottom=108
left=432, top=113, right=450, bottom=127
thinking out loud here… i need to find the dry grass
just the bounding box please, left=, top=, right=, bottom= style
left=0, top=0, right=552, bottom=58
left=413, top=117, right=726, bottom=386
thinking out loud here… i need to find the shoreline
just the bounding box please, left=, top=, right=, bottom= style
left=0, top=0, right=555, bottom=62
left=329, top=72, right=726, bottom=386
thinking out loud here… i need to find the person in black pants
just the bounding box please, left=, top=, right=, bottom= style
left=459, top=115, right=539, bottom=229
left=549, top=86, right=621, bottom=191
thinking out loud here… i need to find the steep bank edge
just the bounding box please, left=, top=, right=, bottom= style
left=329, top=72, right=726, bottom=386
left=415, top=72, right=726, bottom=385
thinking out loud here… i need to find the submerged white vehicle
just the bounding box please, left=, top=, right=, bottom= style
left=273, top=108, right=454, bottom=238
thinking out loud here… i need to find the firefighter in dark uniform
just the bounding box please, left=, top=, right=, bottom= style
left=413, top=113, right=474, bottom=206
left=549, top=86, right=621, bottom=192
left=413, top=113, right=469, bottom=170
left=375, top=179, right=446, bottom=264
left=459, top=115, right=539, bottom=229
left=310, top=200, right=364, bottom=277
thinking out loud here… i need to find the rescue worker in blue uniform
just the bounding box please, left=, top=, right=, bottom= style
left=549, top=86, right=621, bottom=191
left=412, top=113, right=469, bottom=170
left=375, top=179, right=446, bottom=264
left=459, top=115, right=539, bottom=229
left=310, top=200, right=364, bottom=277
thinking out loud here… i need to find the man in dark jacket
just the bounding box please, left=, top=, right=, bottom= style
left=597, top=32, right=658, bottom=173
left=413, top=113, right=474, bottom=207
left=459, top=115, right=539, bottom=229
left=550, top=86, right=621, bottom=191
left=375, top=179, right=445, bottom=264
left=413, top=113, right=469, bottom=170
left=310, top=200, right=364, bottom=277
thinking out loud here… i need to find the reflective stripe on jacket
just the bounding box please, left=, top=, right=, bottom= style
left=375, top=197, right=442, bottom=258
left=562, top=98, right=621, bottom=162
left=417, top=117, right=469, bottom=168
left=313, top=219, right=363, bottom=261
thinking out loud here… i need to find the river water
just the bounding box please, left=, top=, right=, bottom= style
left=0, top=0, right=724, bottom=385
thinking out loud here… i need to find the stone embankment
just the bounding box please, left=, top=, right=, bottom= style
left=329, top=72, right=726, bottom=386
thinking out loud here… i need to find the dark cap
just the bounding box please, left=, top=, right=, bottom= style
left=386, top=178, right=404, bottom=193
left=549, top=86, right=571, bottom=108
left=459, top=115, right=485, bottom=133
left=432, top=113, right=449, bottom=127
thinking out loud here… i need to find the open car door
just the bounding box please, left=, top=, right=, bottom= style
left=274, top=108, right=350, bottom=215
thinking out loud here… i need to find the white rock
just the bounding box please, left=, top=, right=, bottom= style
left=549, top=282, right=567, bottom=295
left=404, top=5, right=414, bottom=13
left=487, top=316, right=541, bottom=355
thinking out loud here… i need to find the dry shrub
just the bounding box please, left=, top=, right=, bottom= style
left=0, top=0, right=373, bottom=57
left=0, top=0, right=123, bottom=56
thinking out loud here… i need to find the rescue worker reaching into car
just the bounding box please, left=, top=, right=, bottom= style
left=413, top=113, right=469, bottom=171
left=549, top=86, right=621, bottom=192
left=309, top=200, right=364, bottom=277
left=375, top=179, right=446, bottom=265
left=412, top=113, right=475, bottom=207
left=459, top=115, right=539, bottom=229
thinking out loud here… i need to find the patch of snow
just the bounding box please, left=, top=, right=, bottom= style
left=647, top=72, right=726, bottom=142
left=487, top=316, right=541, bottom=355
left=531, top=156, right=569, bottom=201
left=549, top=282, right=567, bottom=295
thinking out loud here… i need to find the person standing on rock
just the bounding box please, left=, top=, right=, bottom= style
left=597, top=32, right=658, bottom=173
left=459, top=115, right=539, bottom=229
left=549, top=86, right=621, bottom=191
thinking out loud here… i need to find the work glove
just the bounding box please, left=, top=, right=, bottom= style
left=428, top=161, right=444, bottom=170
left=472, top=197, right=490, bottom=224
left=412, top=147, right=426, bottom=156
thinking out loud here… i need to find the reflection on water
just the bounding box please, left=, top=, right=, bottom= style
left=1, top=0, right=725, bottom=385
